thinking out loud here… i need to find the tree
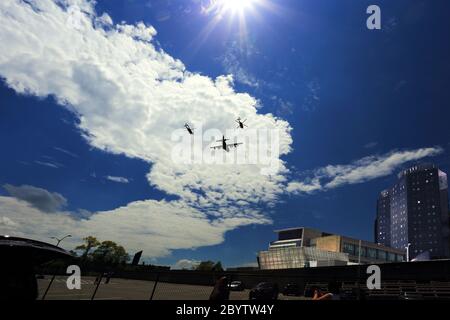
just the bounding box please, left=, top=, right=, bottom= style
left=91, top=240, right=130, bottom=266
left=75, top=236, right=100, bottom=259
left=195, top=260, right=223, bottom=272
left=195, top=261, right=215, bottom=271
left=212, top=261, right=223, bottom=272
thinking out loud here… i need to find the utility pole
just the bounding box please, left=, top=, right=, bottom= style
left=406, top=243, right=411, bottom=262
left=358, top=240, right=362, bottom=264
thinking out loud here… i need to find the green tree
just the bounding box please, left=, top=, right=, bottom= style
left=75, top=236, right=100, bottom=259
left=92, top=240, right=130, bottom=265
left=196, top=261, right=215, bottom=271
left=212, top=261, right=223, bottom=272
left=195, top=260, right=223, bottom=271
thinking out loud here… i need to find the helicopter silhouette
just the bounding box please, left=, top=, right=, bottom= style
left=210, top=136, right=243, bottom=152
left=184, top=123, right=194, bottom=135
left=236, top=117, right=247, bottom=129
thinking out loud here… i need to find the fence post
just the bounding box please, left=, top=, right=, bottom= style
left=41, top=274, right=57, bottom=300
left=149, top=272, right=159, bottom=300
left=91, top=272, right=103, bottom=300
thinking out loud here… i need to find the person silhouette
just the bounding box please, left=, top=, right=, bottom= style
left=209, top=276, right=230, bottom=301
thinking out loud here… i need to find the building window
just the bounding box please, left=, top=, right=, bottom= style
left=343, top=243, right=355, bottom=255
left=355, top=246, right=367, bottom=258
left=377, top=250, right=387, bottom=261
left=368, top=248, right=377, bottom=259
left=388, top=253, right=396, bottom=262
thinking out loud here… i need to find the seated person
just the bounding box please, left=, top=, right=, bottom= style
left=312, top=281, right=341, bottom=300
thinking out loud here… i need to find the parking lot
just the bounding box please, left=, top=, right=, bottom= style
left=38, top=276, right=307, bottom=300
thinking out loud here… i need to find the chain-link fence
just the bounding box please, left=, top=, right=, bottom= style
left=36, top=266, right=450, bottom=300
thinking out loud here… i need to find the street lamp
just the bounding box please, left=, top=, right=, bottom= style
left=50, top=234, right=72, bottom=247
left=406, top=243, right=411, bottom=262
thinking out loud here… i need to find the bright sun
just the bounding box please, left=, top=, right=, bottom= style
left=207, top=0, right=260, bottom=17
left=199, top=0, right=274, bottom=50
left=221, top=0, right=257, bottom=13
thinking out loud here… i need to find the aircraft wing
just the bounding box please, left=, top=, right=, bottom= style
left=210, top=145, right=223, bottom=150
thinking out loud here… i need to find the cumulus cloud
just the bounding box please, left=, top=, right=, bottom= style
left=0, top=0, right=290, bottom=257
left=0, top=216, right=18, bottom=228
left=0, top=195, right=270, bottom=257
left=172, top=259, right=200, bottom=270
left=287, top=147, right=443, bottom=194
left=3, top=184, right=68, bottom=213
left=106, top=176, right=130, bottom=184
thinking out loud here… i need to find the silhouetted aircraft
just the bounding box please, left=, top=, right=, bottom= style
left=184, top=123, right=194, bottom=135
left=236, top=117, right=247, bottom=129
left=210, top=136, right=243, bottom=152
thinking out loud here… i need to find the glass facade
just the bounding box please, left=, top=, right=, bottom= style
left=377, top=249, right=387, bottom=261
left=343, top=242, right=355, bottom=255
left=342, top=241, right=403, bottom=263
left=258, top=247, right=349, bottom=270
left=367, top=248, right=377, bottom=259
left=259, top=230, right=406, bottom=269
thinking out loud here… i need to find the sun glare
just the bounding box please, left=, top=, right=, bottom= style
left=222, top=0, right=257, bottom=14
left=195, top=0, right=277, bottom=56
left=205, top=0, right=260, bottom=17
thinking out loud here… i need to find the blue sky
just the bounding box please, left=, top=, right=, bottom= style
left=1, top=0, right=450, bottom=268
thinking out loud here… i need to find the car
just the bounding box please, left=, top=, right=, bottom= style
left=249, top=282, right=279, bottom=300
left=228, top=280, right=245, bottom=291
left=282, top=283, right=301, bottom=296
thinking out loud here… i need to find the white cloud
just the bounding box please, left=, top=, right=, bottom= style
left=287, top=147, right=443, bottom=194
left=221, top=41, right=262, bottom=88
left=0, top=195, right=270, bottom=257
left=34, top=160, right=61, bottom=168
left=106, top=176, right=130, bottom=184
left=172, top=259, right=200, bottom=270
left=0, top=0, right=290, bottom=257
left=0, top=216, right=18, bottom=228
left=54, top=146, right=79, bottom=158
left=286, top=178, right=322, bottom=194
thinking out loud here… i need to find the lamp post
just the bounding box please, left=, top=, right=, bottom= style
left=50, top=234, right=72, bottom=247
left=406, top=243, right=411, bottom=262
left=42, top=234, right=72, bottom=300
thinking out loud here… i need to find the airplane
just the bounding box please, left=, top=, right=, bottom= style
left=236, top=117, right=247, bottom=129
left=184, top=123, right=194, bottom=135
left=210, top=136, right=243, bottom=152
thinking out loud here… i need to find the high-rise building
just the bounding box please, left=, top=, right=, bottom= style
left=375, top=190, right=391, bottom=245
left=375, top=164, right=450, bottom=260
